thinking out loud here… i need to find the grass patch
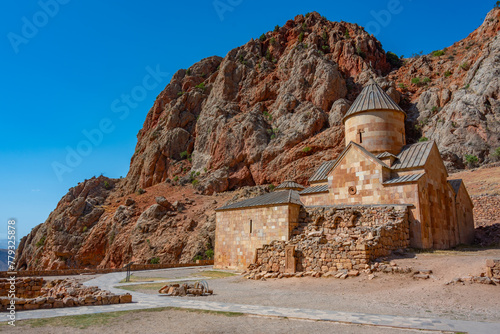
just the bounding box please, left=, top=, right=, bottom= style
left=18, top=307, right=243, bottom=329
left=116, top=282, right=167, bottom=292
left=194, top=270, right=237, bottom=279
left=19, top=312, right=123, bottom=329
left=118, top=275, right=169, bottom=283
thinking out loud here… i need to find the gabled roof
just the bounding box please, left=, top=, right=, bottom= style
left=307, top=142, right=389, bottom=184
left=391, top=141, right=435, bottom=170
left=343, top=78, right=406, bottom=123
left=299, top=184, right=329, bottom=195
left=308, top=160, right=336, bottom=183
left=377, top=152, right=398, bottom=159
left=216, top=190, right=303, bottom=211
left=383, top=173, right=425, bottom=185
left=275, top=180, right=305, bottom=191
left=448, top=179, right=463, bottom=195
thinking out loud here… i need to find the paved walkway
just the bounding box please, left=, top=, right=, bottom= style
left=15, top=267, right=500, bottom=334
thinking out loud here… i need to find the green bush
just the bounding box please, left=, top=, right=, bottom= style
left=268, top=184, right=275, bottom=191
left=344, top=29, right=350, bottom=39
left=186, top=68, right=191, bottom=76
left=150, top=257, right=160, bottom=264
left=180, top=151, right=188, bottom=159
left=398, top=83, right=407, bottom=90
left=465, top=154, right=479, bottom=167
left=104, top=181, right=111, bottom=189
left=82, top=226, right=88, bottom=232
left=205, top=249, right=214, bottom=259
left=177, top=91, right=184, bottom=97
left=36, top=236, right=46, bottom=248
left=302, top=146, right=312, bottom=153
left=173, top=176, right=179, bottom=182
left=298, top=32, right=304, bottom=43
left=274, top=25, right=280, bottom=32
left=444, top=71, right=452, bottom=77
left=356, top=47, right=366, bottom=59
left=492, top=147, right=500, bottom=159
left=386, top=51, right=402, bottom=68
left=195, top=82, right=205, bottom=90
left=411, top=77, right=421, bottom=85
left=460, top=62, right=470, bottom=70
left=418, top=137, right=429, bottom=142
left=266, top=50, right=272, bottom=61
left=270, top=37, right=276, bottom=45
left=432, top=50, right=445, bottom=57
left=322, top=45, right=329, bottom=51
left=191, top=179, right=199, bottom=186
left=259, top=33, right=266, bottom=41
left=432, top=106, right=439, bottom=112
left=422, top=77, right=431, bottom=84
left=322, top=31, right=328, bottom=41
left=136, top=188, right=145, bottom=195
left=193, top=255, right=203, bottom=261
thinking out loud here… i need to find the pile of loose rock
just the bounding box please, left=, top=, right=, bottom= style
left=243, top=259, right=413, bottom=280
left=158, top=282, right=213, bottom=296
left=446, top=259, right=500, bottom=286
left=0, top=278, right=132, bottom=311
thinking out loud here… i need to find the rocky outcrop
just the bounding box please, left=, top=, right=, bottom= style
left=15, top=9, right=500, bottom=270
left=388, top=9, right=500, bottom=169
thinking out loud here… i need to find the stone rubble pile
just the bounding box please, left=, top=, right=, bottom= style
left=244, top=259, right=413, bottom=280
left=446, top=259, right=500, bottom=286
left=158, top=282, right=213, bottom=296
left=0, top=278, right=132, bottom=311
left=472, top=195, right=500, bottom=227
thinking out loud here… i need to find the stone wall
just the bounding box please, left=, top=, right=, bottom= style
left=215, top=204, right=300, bottom=270
left=252, top=205, right=409, bottom=275
left=0, top=278, right=132, bottom=312
left=0, top=278, right=43, bottom=299
left=0, top=261, right=213, bottom=278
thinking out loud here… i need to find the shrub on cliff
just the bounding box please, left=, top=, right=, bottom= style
left=465, top=154, right=479, bottom=168
left=386, top=51, right=402, bottom=68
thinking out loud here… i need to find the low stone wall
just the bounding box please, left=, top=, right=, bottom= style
left=0, top=260, right=214, bottom=278
left=0, top=277, right=43, bottom=299
left=486, top=259, right=500, bottom=279
left=251, top=205, right=409, bottom=276
left=0, top=278, right=132, bottom=312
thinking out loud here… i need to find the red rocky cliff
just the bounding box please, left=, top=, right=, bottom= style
left=16, top=10, right=500, bottom=270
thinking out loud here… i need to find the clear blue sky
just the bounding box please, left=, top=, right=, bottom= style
left=0, top=0, right=494, bottom=241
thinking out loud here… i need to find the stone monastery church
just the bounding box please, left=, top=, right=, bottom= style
left=215, top=79, right=475, bottom=271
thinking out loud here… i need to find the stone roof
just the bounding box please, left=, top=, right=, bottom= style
left=391, top=141, right=435, bottom=170
left=448, top=179, right=463, bottom=195
left=343, top=78, right=405, bottom=123
left=216, top=190, right=303, bottom=211
left=383, top=173, right=425, bottom=185
left=275, top=180, right=305, bottom=191
left=299, top=184, right=329, bottom=195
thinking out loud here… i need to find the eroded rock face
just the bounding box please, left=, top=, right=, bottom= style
left=388, top=9, right=500, bottom=169
left=16, top=10, right=500, bottom=270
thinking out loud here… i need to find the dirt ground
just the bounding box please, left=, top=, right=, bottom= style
left=129, top=249, right=500, bottom=323
left=450, top=164, right=500, bottom=197
left=11, top=308, right=451, bottom=334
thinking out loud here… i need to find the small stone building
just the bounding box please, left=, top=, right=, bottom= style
left=215, top=79, right=474, bottom=271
